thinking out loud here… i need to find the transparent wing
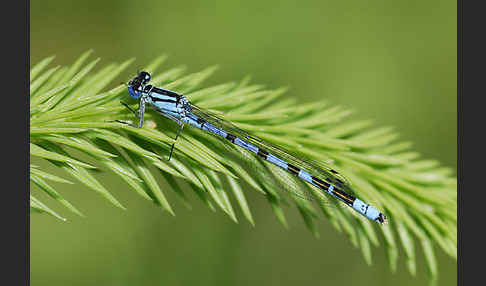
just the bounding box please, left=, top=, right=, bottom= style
left=192, top=125, right=345, bottom=208
left=189, top=103, right=352, bottom=193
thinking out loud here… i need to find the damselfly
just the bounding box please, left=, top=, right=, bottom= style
left=114, top=71, right=387, bottom=224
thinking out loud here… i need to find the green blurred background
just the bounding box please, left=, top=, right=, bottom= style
left=30, top=0, right=456, bottom=285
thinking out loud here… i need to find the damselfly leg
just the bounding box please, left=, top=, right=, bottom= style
left=111, top=99, right=146, bottom=128
left=120, top=101, right=139, bottom=118
left=168, top=122, right=184, bottom=161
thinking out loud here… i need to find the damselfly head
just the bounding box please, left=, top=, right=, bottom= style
left=127, top=76, right=143, bottom=100
left=127, top=71, right=152, bottom=99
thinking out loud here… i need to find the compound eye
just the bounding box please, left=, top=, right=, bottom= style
left=139, top=71, right=152, bottom=84
left=128, top=86, right=141, bottom=99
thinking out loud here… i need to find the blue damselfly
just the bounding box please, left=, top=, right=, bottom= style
left=114, top=71, right=387, bottom=224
